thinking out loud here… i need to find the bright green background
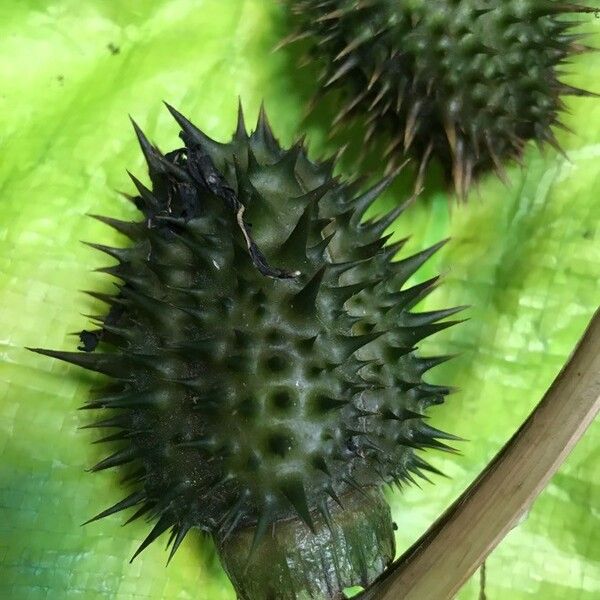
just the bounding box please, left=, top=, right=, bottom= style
left=0, top=1, right=598, bottom=598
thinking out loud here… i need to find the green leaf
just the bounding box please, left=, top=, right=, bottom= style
left=0, top=1, right=598, bottom=599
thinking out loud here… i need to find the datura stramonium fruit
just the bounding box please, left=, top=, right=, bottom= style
left=33, top=104, right=464, bottom=599
left=285, top=0, right=597, bottom=197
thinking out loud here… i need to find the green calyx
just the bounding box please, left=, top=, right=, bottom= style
left=289, top=0, right=596, bottom=197
left=219, top=488, right=395, bottom=600
left=32, top=103, right=462, bottom=599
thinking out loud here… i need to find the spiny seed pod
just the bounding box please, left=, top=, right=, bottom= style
left=286, top=0, right=597, bottom=197
left=32, top=103, right=464, bottom=600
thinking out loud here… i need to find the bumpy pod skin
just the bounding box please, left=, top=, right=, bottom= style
left=32, top=104, right=463, bottom=599
left=287, top=0, right=597, bottom=197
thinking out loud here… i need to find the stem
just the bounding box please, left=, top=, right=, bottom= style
left=361, top=307, right=600, bottom=600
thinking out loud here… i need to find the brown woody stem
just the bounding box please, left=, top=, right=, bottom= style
left=362, top=307, right=600, bottom=600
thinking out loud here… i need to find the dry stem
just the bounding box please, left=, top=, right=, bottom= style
left=362, top=307, right=600, bottom=600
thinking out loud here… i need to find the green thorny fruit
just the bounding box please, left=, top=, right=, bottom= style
left=285, top=0, right=597, bottom=198
left=32, top=104, right=465, bottom=600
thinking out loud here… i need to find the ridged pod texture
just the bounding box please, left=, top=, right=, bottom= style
left=288, top=0, right=596, bottom=197
left=33, top=104, right=463, bottom=599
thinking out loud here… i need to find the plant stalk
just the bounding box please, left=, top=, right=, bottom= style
left=361, top=307, right=600, bottom=600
